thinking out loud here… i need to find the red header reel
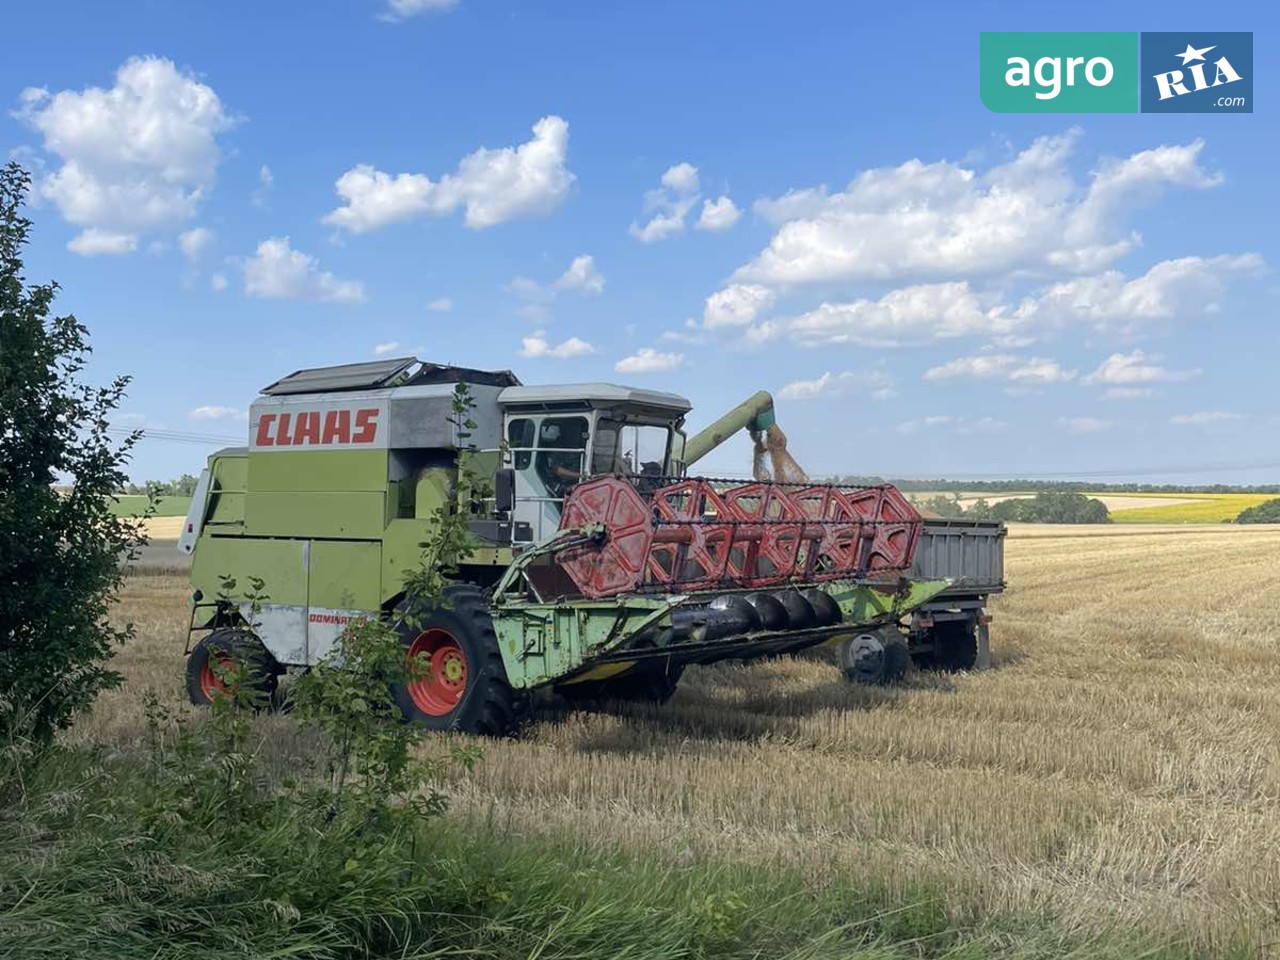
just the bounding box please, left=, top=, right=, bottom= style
left=556, top=476, right=922, bottom=600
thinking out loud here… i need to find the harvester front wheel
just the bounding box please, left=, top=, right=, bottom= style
left=391, top=584, right=523, bottom=736
left=836, top=631, right=910, bottom=685
left=186, top=628, right=279, bottom=707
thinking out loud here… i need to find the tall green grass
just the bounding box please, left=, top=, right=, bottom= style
left=0, top=736, right=1217, bottom=960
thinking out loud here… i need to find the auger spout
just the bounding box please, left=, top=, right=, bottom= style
left=683, top=390, right=775, bottom=468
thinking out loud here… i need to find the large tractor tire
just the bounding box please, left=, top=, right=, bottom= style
left=924, top=620, right=978, bottom=672
left=836, top=630, right=910, bottom=685
left=557, top=663, right=684, bottom=705
left=186, top=628, right=280, bottom=707
left=390, top=584, right=524, bottom=736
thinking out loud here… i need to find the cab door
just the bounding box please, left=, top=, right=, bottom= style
left=505, top=414, right=590, bottom=544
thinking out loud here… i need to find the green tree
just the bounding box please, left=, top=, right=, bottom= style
left=1236, top=498, right=1280, bottom=524
left=0, top=163, right=146, bottom=742
left=978, top=491, right=1109, bottom=524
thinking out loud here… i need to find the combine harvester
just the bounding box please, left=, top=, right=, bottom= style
left=178, top=358, right=1002, bottom=734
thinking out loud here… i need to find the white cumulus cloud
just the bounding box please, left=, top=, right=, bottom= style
left=778, top=369, right=896, bottom=401
left=1083, top=350, right=1200, bottom=387
left=252, top=164, right=273, bottom=207
left=774, top=252, right=1261, bottom=349
left=1011, top=254, right=1263, bottom=334
left=16, top=56, right=237, bottom=255
left=382, top=0, right=458, bottom=19
left=630, top=162, right=701, bottom=242
left=703, top=283, right=776, bottom=329
left=325, top=116, right=574, bottom=232
left=178, top=227, right=214, bottom=261
left=520, top=332, right=594, bottom=359
left=189, top=405, right=244, bottom=420
left=615, top=348, right=683, bottom=373
left=1058, top=416, right=1111, bottom=434
left=736, top=133, right=1221, bottom=286
left=66, top=229, right=137, bottom=256
left=696, top=196, right=741, bottom=232
left=554, top=254, right=605, bottom=294
left=426, top=297, right=453, bottom=312
left=1170, top=411, right=1244, bottom=426
left=243, top=237, right=366, bottom=304
left=373, top=341, right=401, bottom=356
left=923, top=354, right=1076, bottom=385
left=787, top=282, right=1011, bottom=348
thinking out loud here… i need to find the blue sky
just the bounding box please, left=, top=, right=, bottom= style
left=3, top=0, right=1276, bottom=483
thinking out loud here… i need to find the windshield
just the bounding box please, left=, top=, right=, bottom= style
left=593, top=420, right=671, bottom=477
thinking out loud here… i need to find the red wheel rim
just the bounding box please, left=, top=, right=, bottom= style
left=200, top=651, right=235, bottom=700
left=405, top=629, right=468, bottom=716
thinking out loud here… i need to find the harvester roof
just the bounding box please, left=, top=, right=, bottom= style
left=499, top=382, right=692, bottom=418
left=260, top=357, right=521, bottom=396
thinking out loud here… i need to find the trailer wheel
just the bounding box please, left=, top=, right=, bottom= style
left=186, top=628, right=279, bottom=707
left=837, top=631, right=910, bottom=685
left=929, top=620, right=978, bottom=672
left=391, top=584, right=524, bottom=736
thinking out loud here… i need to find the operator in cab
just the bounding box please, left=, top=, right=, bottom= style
left=536, top=419, right=588, bottom=497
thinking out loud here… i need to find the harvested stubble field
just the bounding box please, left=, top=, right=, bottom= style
left=99, top=525, right=1280, bottom=957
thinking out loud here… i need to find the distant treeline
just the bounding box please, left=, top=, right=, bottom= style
left=119, top=473, right=200, bottom=497
left=830, top=477, right=1280, bottom=494
left=917, top=491, right=1110, bottom=524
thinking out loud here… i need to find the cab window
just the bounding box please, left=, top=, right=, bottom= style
left=595, top=419, right=670, bottom=479
left=507, top=418, right=536, bottom=469
left=533, top=416, right=588, bottom=498
left=591, top=421, right=622, bottom=474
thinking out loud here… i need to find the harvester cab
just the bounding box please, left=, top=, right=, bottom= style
left=497, top=382, right=692, bottom=543
left=179, top=357, right=951, bottom=735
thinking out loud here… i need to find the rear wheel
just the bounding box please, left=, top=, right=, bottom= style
left=836, top=631, right=910, bottom=685
left=186, top=628, right=279, bottom=707
left=390, top=584, right=524, bottom=736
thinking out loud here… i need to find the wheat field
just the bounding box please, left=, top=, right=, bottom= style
left=97, top=525, right=1280, bottom=956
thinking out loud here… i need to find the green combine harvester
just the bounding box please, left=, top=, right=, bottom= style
left=179, top=357, right=952, bottom=735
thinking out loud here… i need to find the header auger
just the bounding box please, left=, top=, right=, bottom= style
left=179, top=357, right=951, bottom=735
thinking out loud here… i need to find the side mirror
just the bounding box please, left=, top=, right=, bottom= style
left=494, top=468, right=516, bottom=514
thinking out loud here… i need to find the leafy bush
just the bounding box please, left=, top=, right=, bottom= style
left=0, top=163, right=146, bottom=743
left=1235, top=497, right=1280, bottom=523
